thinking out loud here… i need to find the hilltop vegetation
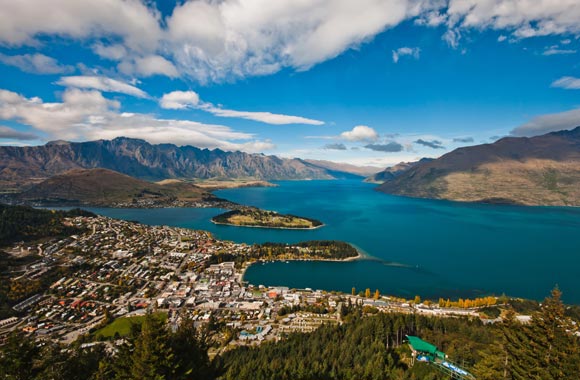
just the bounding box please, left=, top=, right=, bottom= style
left=0, top=204, right=93, bottom=246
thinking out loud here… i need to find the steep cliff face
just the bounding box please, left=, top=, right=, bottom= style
left=378, top=128, right=580, bottom=206
left=0, top=137, right=334, bottom=189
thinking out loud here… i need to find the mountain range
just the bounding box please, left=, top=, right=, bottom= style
left=378, top=127, right=580, bottom=206
left=0, top=137, right=339, bottom=190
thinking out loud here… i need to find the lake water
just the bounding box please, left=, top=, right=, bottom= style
left=81, top=180, right=580, bottom=303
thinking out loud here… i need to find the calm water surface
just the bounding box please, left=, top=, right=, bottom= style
left=81, top=180, right=580, bottom=303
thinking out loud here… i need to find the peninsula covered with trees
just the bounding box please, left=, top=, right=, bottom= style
left=211, top=208, right=323, bottom=229
left=207, top=240, right=359, bottom=267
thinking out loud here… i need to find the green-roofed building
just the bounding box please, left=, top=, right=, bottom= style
left=406, top=335, right=446, bottom=361
left=406, top=335, right=476, bottom=380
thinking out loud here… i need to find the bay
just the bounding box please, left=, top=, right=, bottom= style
left=80, top=179, right=580, bottom=303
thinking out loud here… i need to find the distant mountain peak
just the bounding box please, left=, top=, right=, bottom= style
left=0, top=137, right=348, bottom=190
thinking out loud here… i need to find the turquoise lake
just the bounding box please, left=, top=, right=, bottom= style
left=81, top=180, right=580, bottom=303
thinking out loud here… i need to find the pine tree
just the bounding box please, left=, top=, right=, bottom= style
left=113, top=313, right=176, bottom=380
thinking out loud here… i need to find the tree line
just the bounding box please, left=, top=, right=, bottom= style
left=1, top=287, right=578, bottom=379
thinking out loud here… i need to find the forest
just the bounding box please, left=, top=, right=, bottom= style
left=0, top=204, right=94, bottom=246
left=207, top=240, right=358, bottom=266
left=1, top=288, right=578, bottom=380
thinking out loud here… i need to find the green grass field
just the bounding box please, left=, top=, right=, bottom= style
left=94, top=312, right=167, bottom=339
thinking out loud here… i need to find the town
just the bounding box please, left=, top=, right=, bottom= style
left=0, top=215, right=503, bottom=352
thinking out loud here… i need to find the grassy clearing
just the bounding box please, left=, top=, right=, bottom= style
left=94, top=312, right=167, bottom=339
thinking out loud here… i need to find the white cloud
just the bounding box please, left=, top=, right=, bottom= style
left=497, top=35, right=507, bottom=42
left=92, top=43, right=127, bottom=60
left=56, top=76, right=149, bottom=98
left=447, top=0, right=580, bottom=40
left=511, top=107, right=580, bottom=136
left=202, top=106, right=324, bottom=125
left=340, top=125, right=379, bottom=142
left=130, top=55, right=179, bottom=78
left=392, top=46, right=421, bottom=63
left=0, top=0, right=443, bottom=83
left=5, top=1, right=580, bottom=83
left=442, top=28, right=461, bottom=48
left=0, top=53, right=73, bottom=74
left=160, top=91, right=200, bottom=110
left=0, top=125, right=38, bottom=140
left=0, top=0, right=162, bottom=51
left=543, top=48, right=576, bottom=55
left=164, top=0, right=438, bottom=82
left=160, top=90, right=324, bottom=125
left=414, top=11, right=447, bottom=26
left=0, top=88, right=273, bottom=152
left=551, top=76, right=580, bottom=89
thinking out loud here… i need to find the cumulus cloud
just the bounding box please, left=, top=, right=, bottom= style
left=3, top=1, right=580, bottom=83
left=551, top=76, right=580, bottom=90
left=323, top=143, right=347, bottom=150
left=0, top=88, right=273, bottom=152
left=92, top=43, right=127, bottom=61
left=56, top=76, right=149, bottom=98
left=0, top=0, right=162, bottom=51
left=364, top=142, right=404, bottom=152
left=0, top=125, right=38, bottom=140
left=119, top=55, right=179, bottom=78
left=414, top=138, right=445, bottom=149
left=165, top=0, right=437, bottom=82
left=446, top=0, right=580, bottom=40
left=0, top=0, right=441, bottom=83
left=510, top=107, right=580, bottom=137
left=452, top=136, right=474, bottom=143
left=0, top=53, right=73, bottom=74
left=160, top=91, right=200, bottom=110
left=392, top=47, right=421, bottom=63
left=160, top=90, right=324, bottom=125
left=340, top=125, right=379, bottom=142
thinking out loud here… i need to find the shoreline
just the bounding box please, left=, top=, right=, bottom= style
left=240, top=248, right=363, bottom=282
left=211, top=219, right=325, bottom=230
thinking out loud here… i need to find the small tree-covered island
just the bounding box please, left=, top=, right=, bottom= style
left=211, top=208, right=324, bottom=229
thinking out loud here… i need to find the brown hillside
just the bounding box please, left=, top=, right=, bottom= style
left=378, top=127, right=580, bottom=206
left=16, top=168, right=215, bottom=206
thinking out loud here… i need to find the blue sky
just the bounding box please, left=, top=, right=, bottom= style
left=1, top=0, right=580, bottom=167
